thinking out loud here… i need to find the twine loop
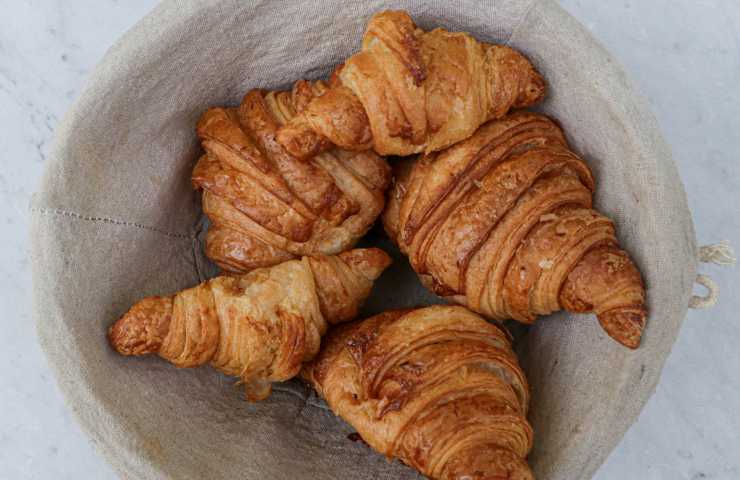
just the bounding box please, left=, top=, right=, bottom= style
left=689, top=241, right=735, bottom=309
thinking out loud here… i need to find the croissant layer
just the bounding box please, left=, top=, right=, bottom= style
left=109, top=248, right=391, bottom=401
left=302, top=305, right=533, bottom=480
left=194, top=80, right=391, bottom=274
left=277, top=10, right=545, bottom=160
left=383, top=111, right=647, bottom=348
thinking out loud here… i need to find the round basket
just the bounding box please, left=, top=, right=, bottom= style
left=30, top=1, right=696, bottom=479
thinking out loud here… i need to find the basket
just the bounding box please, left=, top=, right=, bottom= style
left=30, top=1, right=700, bottom=478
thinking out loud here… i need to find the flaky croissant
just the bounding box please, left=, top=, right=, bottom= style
left=276, top=10, right=546, bottom=161
left=384, top=112, right=647, bottom=349
left=302, top=305, right=533, bottom=480
left=194, top=80, right=391, bottom=274
left=108, top=248, right=391, bottom=401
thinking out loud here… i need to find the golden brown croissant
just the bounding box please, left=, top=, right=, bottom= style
left=302, top=305, right=533, bottom=480
left=108, top=248, right=391, bottom=401
left=276, top=10, right=546, bottom=161
left=194, top=80, right=391, bottom=274
left=383, top=112, right=647, bottom=349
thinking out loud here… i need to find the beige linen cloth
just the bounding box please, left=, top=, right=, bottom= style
left=30, top=1, right=697, bottom=478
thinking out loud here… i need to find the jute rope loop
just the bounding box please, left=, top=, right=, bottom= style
left=689, top=274, right=720, bottom=309
left=689, top=241, right=736, bottom=309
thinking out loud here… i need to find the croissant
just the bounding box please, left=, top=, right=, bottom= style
left=194, top=80, right=391, bottom=274
left=276, top=10, right=546, bottom=160
left=302, top=305, right=533, bottom=480
left=108, top=248, right=391, bottom=401
left=383, top=112, right=647, bottom=349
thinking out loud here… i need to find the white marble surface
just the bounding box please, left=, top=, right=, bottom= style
left=1, top=1, right=737, bottom=479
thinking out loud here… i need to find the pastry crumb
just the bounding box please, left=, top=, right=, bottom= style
left=538, top=259, right=554, bottom=269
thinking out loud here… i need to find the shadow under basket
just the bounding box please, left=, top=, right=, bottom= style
left=30, top=1, right=700, bottom=479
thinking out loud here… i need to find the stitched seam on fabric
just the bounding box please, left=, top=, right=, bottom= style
left=191, top=215, right=207, bottom=282
left=504, top=0, right=539, bottom=45
left=31, top=206, right=194, bottom=240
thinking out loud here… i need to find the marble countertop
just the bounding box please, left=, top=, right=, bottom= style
left=1, top=1, right=737, bottom=479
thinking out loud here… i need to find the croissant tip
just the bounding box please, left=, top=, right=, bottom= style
left=276, top=121, right=326, bottom=160
left=108, top=312, right=140, bottom=356
left=108, top=296, right=172, bottom=356
left=107, top=322, right=122, bottom=351
left=339, top=248, right=392, bottom=280
left=598, top=307, right=646, bottom=349
left=515, top=70, right=547, bottom=107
